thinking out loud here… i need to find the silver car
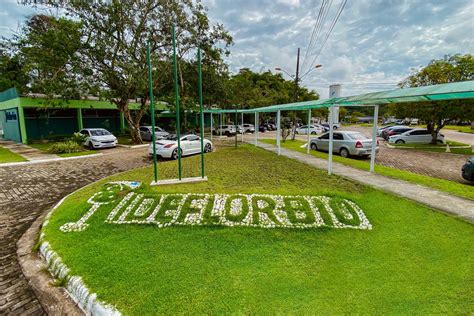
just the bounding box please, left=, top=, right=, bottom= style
left=310, top=131, right=379, bottom=158
left=139, top=126, right=169, bottom=141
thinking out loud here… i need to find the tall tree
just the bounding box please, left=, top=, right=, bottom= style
left=12, top=14, right=85, bottom=99
left=391, top=54, right=474, bottom=144
left=59, top=0, right=232, bottom=143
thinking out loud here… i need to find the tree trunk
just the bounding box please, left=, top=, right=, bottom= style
left=115, top=99, right=147, bottom=144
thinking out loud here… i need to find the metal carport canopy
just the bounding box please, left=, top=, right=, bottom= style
left=203, top=80, right=474, bottom=176
left=204, top=80, right=474, bottom=113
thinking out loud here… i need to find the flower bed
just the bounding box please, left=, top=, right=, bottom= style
left=59, top=181, right=372, bottom=233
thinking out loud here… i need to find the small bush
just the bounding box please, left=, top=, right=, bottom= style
left=48, top=141, right=83, bottom=154
left=70, top=132, right=87, bottom=145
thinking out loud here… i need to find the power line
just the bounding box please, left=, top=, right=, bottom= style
left=300, top=0, right=330, bottom=73
left=301, top=0, right=347, bottom=78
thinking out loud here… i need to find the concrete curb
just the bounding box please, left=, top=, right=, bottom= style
left=16, top=209, right=83, bottom=315
left=116, top=144, right=149, bottom=149
left=385, top=143, right=471, bottom=149
left=0, top=153, right=103, bottom=167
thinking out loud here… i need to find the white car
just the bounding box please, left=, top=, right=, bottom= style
left=295, top=124, right=323, bottom=135
left=148, top=134, right=213, bottom=159
left=139, top=126, right=169, bottom=141
left=242, top=124, right=255, bottom=133
left=389, top=129, right=445, bottom=144
left=79, top=128, right=117, bottom=149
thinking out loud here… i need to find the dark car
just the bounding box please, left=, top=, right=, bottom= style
left=462, top=157, right=474, bottom=182
left=258, top=125, right=267, bottom=132
left=382, top=126, right=413, bottom=140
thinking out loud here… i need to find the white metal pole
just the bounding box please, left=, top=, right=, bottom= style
left=241, top=112, right=244, bottom=142
left=277, top=110, right=281, bottom=155
left=306, top=109, right=311, bottom=154
left=219, top=113, right=222, bottom=137
left=328, top=106, right=334, bottom=175
left=210, top=113, right=213, bottom=141
left=255, top=111, right=258, bottom=146
left=370, top=105, right=379, bottom=172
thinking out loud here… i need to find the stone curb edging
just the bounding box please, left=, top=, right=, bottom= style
left=17, top=205, right=83, bottom=315
left=0, top=153, right=103, bottom=167
left=17, top=181, right=125, bottom=315
left=116, top=144, right=149, bottom=149
left=385, top=143, right=472, bottom=149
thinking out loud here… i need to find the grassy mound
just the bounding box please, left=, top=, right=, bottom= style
left=43, top=145, right=474, bottom=314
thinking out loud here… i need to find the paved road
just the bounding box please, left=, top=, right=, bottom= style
left=442, top=129, right=474, bottom=146
left=0, top=147, right=150, bottom=314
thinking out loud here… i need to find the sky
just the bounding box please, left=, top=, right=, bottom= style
left=1, top=0, right=473, bottom=98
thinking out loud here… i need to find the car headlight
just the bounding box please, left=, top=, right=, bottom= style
left=91, top=137, right=99, bottom=142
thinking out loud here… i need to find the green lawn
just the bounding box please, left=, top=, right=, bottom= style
left=29, top=142, right=96, bottom=157
left=260, top=139, right=474, bottom=200
left=391, top=140, right=472, bottom=155
left=444, top=125, right=474, bottom=134
left=43, top=145, right=473, bottom=314
left=0, top=146, right=27, bottom=163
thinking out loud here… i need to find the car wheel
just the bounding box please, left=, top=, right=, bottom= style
left=340, top=148, right=349, bottom=158
left=437, top=139, right=444, bottom=144
left=225, top=131, right=230, bottom=137
left=311, top=131, right=316, bottom=135
left=204, top=143, right=212, bottom=153
left=395, top=139, right=405, bottom=144
left=333, top=126, right=338, bottom=130
left=88, top=141, right=94, bottom=150
left=310, top=143, right=318, bottom=151
left=171, top=148, right=182, bottom=160
left=295, top=131, right=299, bottom=134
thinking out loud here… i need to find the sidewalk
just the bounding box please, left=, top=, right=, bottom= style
left=254, top=141, right=474, bottom=223
left=0, top=139, right=59, bottom=161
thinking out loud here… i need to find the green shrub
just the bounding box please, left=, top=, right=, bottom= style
left=48, top=141, right=83, bottom=154
left=70, top=132, right=87, bottom=145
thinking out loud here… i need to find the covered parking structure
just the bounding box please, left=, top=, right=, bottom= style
left=204, top=80, right=474, bottom=175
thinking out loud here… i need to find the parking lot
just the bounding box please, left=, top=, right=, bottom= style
left=236, top=126, right=472, bottom=183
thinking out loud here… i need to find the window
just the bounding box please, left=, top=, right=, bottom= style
left=139, top=127, right=148, bottom=132
left=410, top=130, right=430, bottom=135
left=320, top=133, right=330, bottom=140
left=187, top=135, right=200, bottom=141
left=300, top=125, right=307, bottom=129
left=80, top=130, right=89, bottom=136
left=90, top=129, right=111, bottom=136
left=347, top=132, right=369, bottom=140
left=333, top=133, right=343, bottom=140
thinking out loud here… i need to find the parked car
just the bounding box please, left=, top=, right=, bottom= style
left=262, top=123, right=276, bottom=131
left=310, top=131, right=379, bottom=158
left=462, top=157, right=474, bottom=182
left=314, top=124, right=330, bottom=133
left=214, top=125, right=236, bottom=136
left=139, top=126, right=169, bottom=141
left=389, top=129, right=445, bottom=144
left=258, top=125, right=267, bottom=132
left=377, top=124, right=397, bottom=136
left=79, top=128, right=117, bottom=149
left=295, top=124, right=323, bottom=135
left=242, top=124, right=255, bottom=133
left=148, top=134, right=213, bottom=159
left=381, top=126, right=412, bottom=140
left=321, top=123, right=341, bottom=130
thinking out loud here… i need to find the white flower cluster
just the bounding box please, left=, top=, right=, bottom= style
left=60, top=183, right=372, bottom=232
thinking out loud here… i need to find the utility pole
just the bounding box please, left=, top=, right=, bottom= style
left=294, top=47, right=300, bottom=102
left=291, top=48, right=300, bottom=140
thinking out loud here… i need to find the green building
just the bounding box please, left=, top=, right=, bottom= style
left=0, top=88, right=168, bottom=144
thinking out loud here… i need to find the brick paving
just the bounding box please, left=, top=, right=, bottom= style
left=0, top=147, right=150, bottom=315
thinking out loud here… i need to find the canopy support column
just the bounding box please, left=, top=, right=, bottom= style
left=277, top=110, right=281, bottom=155
left=370, top=104, right=379, bottom=173
left=255, top=111, right=258, bottom=146
left=328, top=106, right=334, bottom=175
left=210, top=113, right=213, bottom=141
left=219, top=113, right=222, bottom=137
left=241, top=112, right=244, bottom=142
left=306, top=109, right=311, bottom=154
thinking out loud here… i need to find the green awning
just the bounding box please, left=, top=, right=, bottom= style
left=204, top=81, right=474, bottom=114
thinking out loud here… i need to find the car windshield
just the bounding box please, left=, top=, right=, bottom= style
left=347, top=132, right=369, bottom=140
left=154, top=127, right=163, bottom=132
left=90, top=129, right=111, bottom=136
left=165, top=134, right=178, bottom=140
